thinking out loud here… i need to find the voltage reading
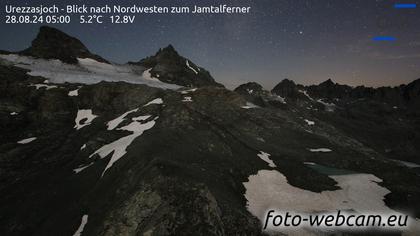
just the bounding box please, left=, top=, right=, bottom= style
left=110, top=15, right=135, bottom=24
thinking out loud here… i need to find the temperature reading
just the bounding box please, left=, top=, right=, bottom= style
left=80, top=15, right=103, bottom=24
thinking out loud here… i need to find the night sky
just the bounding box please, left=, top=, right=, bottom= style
left=1, top=0, right=419, bottom=89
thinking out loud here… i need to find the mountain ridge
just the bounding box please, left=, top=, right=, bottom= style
left=2, top=25, right=419, bottom=91
left=19, top=26, right=109, bottom=64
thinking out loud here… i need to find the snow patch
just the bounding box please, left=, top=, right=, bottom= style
left=317, top=99, right=336, bottom=112
left=243, top=170, right=410, bottom=233
left=186, top=60, right=198, bottom=74
left=275, top=95, right=286, bottom=104
left=298, top=90, right=314, bottom=101
left=132, top=115, right=151, bottom=121
left=309, top=148, right=332, bottom=152
left=30, top=84, right=58, bottom=90
left=10, top=112, right=18, bottom=116
left=304, top=119, right=315, bottom=126
left=257, top=151, right=276, bottom=168
left=73, top=214, right=88, bottom=236
left=107, top=108, right=139, bottom=130
left=257, top=137, right=265, bottom=143
left=182, top=96, right=193, bottom=102
left=395, top=160, right=420, bottom=168
left=241, top=102, right=259, bottom=109
left=17, top=137, right=37, bottom=144
left=0, top=54, right=180, bottom=90
left=180, top=88, right=197, bottom=94
left=90, top=118, right=157, bottom=177
left=68, top=89, right=79, bottom=97
left=303, top=162, right=316, bottom=165
left=74, top=109, right=98, bottom=130
left=144, top=98, right=163, bottom=106
left=73, top=163, right=93, bottom=174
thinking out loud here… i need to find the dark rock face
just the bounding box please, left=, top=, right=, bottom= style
left=271, top=79, right=308, bottom=103
left=234, top=82, right=288, bottom=108
left=20, top=26, right=108, bottom=64
left=130, top=45, right=224, bottom=88
left=234, top=82, right=267, bottom=107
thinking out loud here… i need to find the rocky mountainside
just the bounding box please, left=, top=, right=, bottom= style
left=1, top=26, right=420, bottom=236
left=18, top=26, right=109, bottom=64
left=129, top=45, right=223, bottom=88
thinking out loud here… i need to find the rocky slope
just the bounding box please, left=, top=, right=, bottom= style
left=0, top=26, right=420, bottom=236
left=19, top=26, right=109, bottom=64
left=129, top=45, right=223, bottom=88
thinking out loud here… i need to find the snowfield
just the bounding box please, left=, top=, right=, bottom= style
left=0, top=54, right=181, bottom=90
left=243, top=169, right=420, bottom=234
left=142, top=68, right=162, bottom=83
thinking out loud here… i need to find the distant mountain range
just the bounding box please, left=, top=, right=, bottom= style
left=0, top=26, right=419, bottom=236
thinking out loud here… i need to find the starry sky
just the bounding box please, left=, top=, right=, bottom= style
left=1, top=0, right=419, bottom=89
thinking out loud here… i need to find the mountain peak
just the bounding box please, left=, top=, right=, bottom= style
left=161, top=44, right=177, bottom=53
left=20, top=26, right=108, bottom=64
left=279, top=78, right=296, bottom=86
left=153, top=44, right=181, bottom=62
left=319, top=78, right=335, bottom=87
left=130, top=46, right=223, bottom=88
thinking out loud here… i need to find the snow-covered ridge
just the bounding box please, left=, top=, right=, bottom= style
left=0, top=54, right=181, bottom=90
